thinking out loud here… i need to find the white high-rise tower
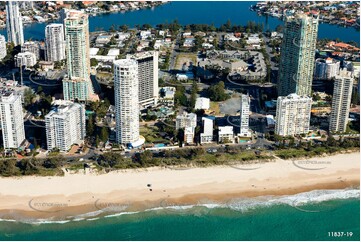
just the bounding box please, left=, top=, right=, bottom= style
left=0, top=91, right=25, bottom=148
left=329, top=70, right=354, bottom=133
left=6, top=1, right=24, bottom=46
left=114, top=59, right=143, bottom=147
left=239, top=94, right=250, bottom=136
left=45, top=23, right=66, bottom=62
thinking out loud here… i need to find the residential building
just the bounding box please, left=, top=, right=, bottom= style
left=200, top=117, right=214, bottom=143
left=45, top=100, right=86, bottom=152
left=0, top=35, right=6, bottom=60
left=45, top=23, right=66, bottom=62
left=63, top=10, right=94, bottom=101
left=158, top=86, right=175, bottom=106
left=195, top=97, right=210, bottom=110
left=278, top=14, right=319, bottom=96
left=239, top=94, right=250, bottom=137
left=184, top=126, right=195, bottom=144
left=329, top=71, right=353, bottom=133
left=14, top=52, right=37, bottom=68
left=176, top=112, right=197, bottom=130
left=114, top=59, right=143, bottom=147
left=126, top=51, right=159, bottom=108
left=21, top=41, right=40, bottom=60
left=0, top=91, right=25, bottom=149
left=6, top=1, right=24, bottom=46
left=275, top=93, right=312, bottom=136
left=314, top=58, right=340, bottom=80
left=218, top=126, right=234, bottom=143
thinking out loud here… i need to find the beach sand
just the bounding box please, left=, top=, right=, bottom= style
left=0, top=152, right=359, bottom=220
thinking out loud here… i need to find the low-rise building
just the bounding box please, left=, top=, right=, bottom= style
left=218, top=126, right=234, bottom=143
left=200, top=117, right=214, bottom=143
left=184, top=126, right=195, bottom=144
left=176, top=112, right=197, bottom=130
left=195, top=97, right=210, bottom=110
left=159, top=86, right=175, bottom=106
left=21, top=41, right=40, bottom=60
left=14, top=52, right=37, bottom=68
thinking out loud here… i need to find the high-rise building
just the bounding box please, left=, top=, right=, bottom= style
left=278, top=14, right=318, bottom=97
left=45, top=100, right=86, bottom=152
left=0, top=91, right=25, bottom=148
left=45, top=24, right=66, bottom=62
left=239, top=94, right=250, bottom=136
left=21, top=41, right=40, bottom=60
left=314, top=58, right=340, bottom=80
left=0, top=35, right=6, bottom=60
left=275, top=93, right=312, bottom=136
left=63, top=10, right=94, bottom=101
left=14, top=52, right=37, bottom=68
left=329, top=70, right=353, bottom=133
left=114, top=59, right=142, bottom=147
left=6, top=1, right=24, bottom=46
left=126, top=51, right=159, bottom=108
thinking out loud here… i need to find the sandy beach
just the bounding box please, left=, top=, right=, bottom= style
left=0, top=152, right=359, bottom=221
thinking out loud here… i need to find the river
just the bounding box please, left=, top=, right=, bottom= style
left=0, top=1, right=359, bottom=43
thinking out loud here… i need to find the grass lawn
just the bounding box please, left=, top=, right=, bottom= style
left=175, top=53, right=197, bottom=70
left=208, top=101, right=221, bottom=116
left=140, top=125, right=169, bottom=144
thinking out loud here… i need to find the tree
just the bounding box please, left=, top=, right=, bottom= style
left=99, top=126, right=109, bottom=142
left=119, top=24, right=128, bottom=32
left=37, top=86, right=43, bottom=94
left=189, top=81, right=198, bottom=109
left=207, top=81, right=229, bottom=101
left=23, top=88, right=35, bottom=107
left=90, top=58, right=98, bottom=67
left=87, top=115, right=95, bottom=137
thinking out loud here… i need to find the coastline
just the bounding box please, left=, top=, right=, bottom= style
left=0, top=152, right=359, bottom=222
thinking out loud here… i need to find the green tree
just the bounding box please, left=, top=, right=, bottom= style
left=207, top=81, right=228, bottom=101
left=23, top=88, right=35, bottom=107
left=90, top=58, right=98, bottom=67
left=99, top=126, right=109, bottom=142
left=87, top=115, right=95, bottom=137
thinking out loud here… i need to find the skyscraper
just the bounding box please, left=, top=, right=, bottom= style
left=45, top=23, right=66, bottom=62
left=239, top=94, right=250, bottom=136
left=278, top=14, right=318, bottom=97
left=0, top=35, right=6, bottom=60
left=329, top=70, right=354, bottom=133
left=6, top=1, right=24, bottom=46
left=275, top=93, right=312, bottom=136
left=126, top=51, right=159, bottom=108
left=114, top=59, right=142, bottom=147
left=62, top=10, right=94, bottom=101
left=0, top=91, right=25, bottom=148
left=45, top=100, right=86, bottom=152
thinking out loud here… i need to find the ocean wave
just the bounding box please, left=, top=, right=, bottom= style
left=1, top=189, right=359, bottom=224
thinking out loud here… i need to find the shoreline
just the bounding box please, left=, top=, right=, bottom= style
left=0, top=152, right=359, bottom=222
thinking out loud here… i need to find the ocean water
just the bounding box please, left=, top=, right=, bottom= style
left=0, top=189, right=359, bottom=241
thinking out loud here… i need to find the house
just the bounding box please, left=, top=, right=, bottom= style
left=183, top=37, right=195, bottom=47
left=140, top=30, right=152, bottom=40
